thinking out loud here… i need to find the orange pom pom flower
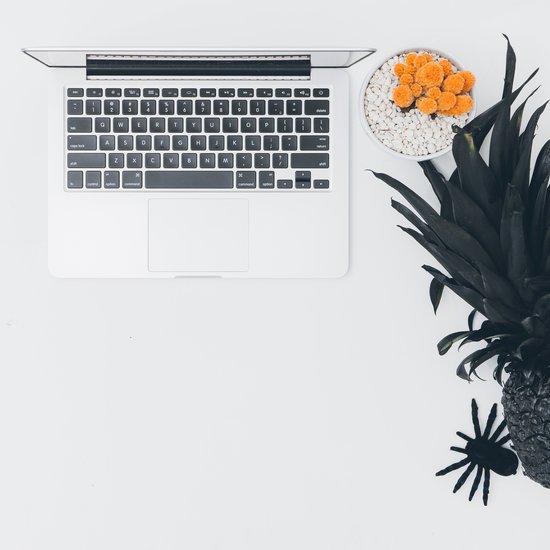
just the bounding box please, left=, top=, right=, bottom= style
left=416, top=62, right=444, bottom=88
left=411, top=83, right=423, bottom=98
left=393, top=85, right=415, bottom=108
left=406, top=53, right=417, bottom=65
left=400, top=74, right=414, bottom=85
left=427, top=87, right=442, bottom=100
left=393, top=63, right=405, bottom=77
left=417, top=97, right=438, bottom=115
left=438, top=91, right=457, bottom=111
left=443, top=74, right=465, bottom=94
left=458, top=71, right=476, bottom=93
left=439, top=59, right=453, bottom=76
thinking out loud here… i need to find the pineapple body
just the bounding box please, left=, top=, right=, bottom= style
left=502, top=372, right=550, bottom=488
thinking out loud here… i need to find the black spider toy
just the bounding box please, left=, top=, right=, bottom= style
left=436, top=399, right=518, bottom=505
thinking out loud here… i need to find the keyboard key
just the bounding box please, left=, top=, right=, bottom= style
left=122, top=171, right=143, bottom=189
left=113, top=118, right=129, bottom=133
left=190, top=136, right=206, bottom=151
left=277, top=179, right=293, bottom=189
left=245, top=136, right=261, bottom=150
left=186, top=118, right=202, bottom=133
left=257, top=88, right=273, bottom=97
left=104, top=171, right=120, bottom=188
left=219, top=88, right=236, bottom=97
left=177, top=100, right=193, bottom=115
left=277, top=118, right=293, bottom=133
left=99, top=135, right=115, bottom=150
left=282, top=136, right=297, bottom=150
left=294, top=88, right=311, bottom=97
left=238, top=89, right=254, bottom=97
left=124, top=88, right=141, bottom=97
left=68, top=88, right=84, bottom=97
left=104, top=100, right=120, bottom=115
left=136, top=136, right=152, bottom=150
left=95, top=118, right=110, bottom=132
left=273, top=153, right=288, bottom=169
left=295, top=170, right=311, bottom=189
left=286, top=100, right=302, bottom=115
left=67, top=153, right=105, bottom=168
left=259, top=171, right=275, bottom=189
left=122, top=100, right=138, bottom=115
left=131, top=118, right=147, bottom=132
left=86, top=88, right=103, bottom=97
left=250, top=100, right=266, bottom=115
left=305, top=100, right=330, bottom=115
left=181, top=153, right=197, bottom=168
left=204, top=118, right=221, bottom=133
left=227, top=136, right=243, bottom=150
left=162, top=88, right=178, bottom=97
left=154, top=136, right=170, bottom=150
left=263, top=136, right=279, bottom=150
left=232, top=100, right=247, bottom=115
left=300, top=135, right=329, bottom=150
left=314, top=179, right=330, bottom=189
left=145, top=153, right=161, bottom=168
left=172, top=135, right=188, bottom=150
left=85, top=171, right=102, bottom=188
left=108, top=153, right=124, bottom=168
left=144, top=88, right=159, bottom=97
left=290, top=153, right=329, bottom=168
left=141, top=100, right=156, bottom=115
left=145, top=171, right=234, bottom=189
left=213, top=100, right=229, bottom=115
left=86, top=100, right=102, bottom=115
left=268, top=100, right=283, bottom=115
left=275, top=88, right=292, bottom=97
left=168, top=118, right=183, bottom=133
left=241, top=118, right=256, bottom=133
left=259, top=118, right=275, bottom=133
left=127, top=153, right=143, bottom=168
left=199, top=153, right=215, bottom=168
left=296, top=118, right=311, bottom=133
left=313, top=88, right=330, bottom=97
left=223, top=118, right=239, bottom=133
left=67, top=135, right=97, bottom=150
left=208, top=135, right=225, bottom=150
left=163, top=153, right=179, bottom=168
left=117, top=135, right=133, bottom=150
left=67, top=171, right=83, bottom=188
left=67, top=117, right=92, bottom=133
left=195, top=100, right=211, bottom=115
left=181, top=88, right=198, bottom=97
left=218, top=153, right=234, bottom=168
left=236, top=171, right=256, bottom=188
left=159, top=100, right=174, bottom=115
left=236, top=153, right=252, bottom=168
left=106, top=88, right=122, bottom=97
left=200, top=88, right=216, bottom=97
left=254, top=153, right=270, bottom=168
left=67, top=100, right=83, bottom=115
left=150, top=118, right=165, bottom=133
left=314, top=117, right=330, bottom=133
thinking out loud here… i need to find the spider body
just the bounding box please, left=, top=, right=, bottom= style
left=436, top=399, right=518, bottom=505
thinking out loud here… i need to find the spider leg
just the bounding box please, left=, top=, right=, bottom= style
left=471, top=399, right=481, bottom=438
left=483, top=468, right=491, bottom=506
left=468, top=464, right=483, bottom=501
left=489, top=419, right=507, bottom=442
left=482, top=404, right=497, bottom=438
left=450, top=446, right=467, bottom=454
left=496, top=433, right=511, bottom=445
left=456, top=431, right=473, bottom=442
left=453, top=461, right=476, bottom=494
left=435, top=457, right=470, bottom=477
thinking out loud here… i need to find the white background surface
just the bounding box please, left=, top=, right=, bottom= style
left=2, top=1, right=550, bottom=548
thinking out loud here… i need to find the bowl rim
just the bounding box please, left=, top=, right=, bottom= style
left=359, top=47, right=477, bottom=162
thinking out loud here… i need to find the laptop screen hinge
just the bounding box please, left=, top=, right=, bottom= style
left=86, top=55, right=311, bottom=80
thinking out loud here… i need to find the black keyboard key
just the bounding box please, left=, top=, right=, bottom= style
left=177, top=100, right=193, bottom=115
left=131, top=118, right=147, bottom=133
left=200, top=88, right=216, bottom=97
left=305, top=100, right=330, bottom=115
left=223, top=118, right=239, bottom=133
left=218, top=153, right=234, bottom=168
left=300, top=135, right=329, bottom=150
left=313, top=88, right=330, bottom=97
left=295, top=170, right=311, bottom=189
left=159, top=100, right=174, bottom=115
left=68, top=88, right=84, bottom=97
left=145, top=171, right=234, bottom=189
left=140, top=100, right=156, bottom=115
left=181, top=153, right=197, bottom=168
left=67, top=100, right=83, bottom=115
left=263, top=136, right=279, bottom=151
left=245, top=135, right=261, bottom=150
left=227, top=136, right=243, bottom=150
left=162, top=88, right=178, bottom=97
left=314, top=179, right=330, bottom=189
left=219, top=88, right=236, bottom=97
left=232, top=100, right=247, bottom=115
left=86, top=171, right=102, bottom=189
left=99, top=135, right=115, bottom=150
left=286, top=100, right=302, bottom=115
left=268, top=100, right=283, bottom=115
left=294, top=88, right=311, bottom=97
left=86, top=100, right=102, bottom=115
left=273, top=153, right=288, bottom=169
left=113, top=118, right=129, bottom=133
left=67, top=135, right=97, bottom=150
left=95, top=118, right=110, bottom=133
left=296, top=118, right=311, bottom=133
left=104, top=171, right=120, bottom=188
left=67, top=171, right=83, bottom=188
left=199, top=153, right=215, bottom=168
left=277, top=179, right=293, bottom=189
left=213, top=100, right=229, bottom=115
left=124, top=88, right=141, bottom=97
left=106, top=88, right=122, bottom=97
left=275, top=89, right=292, bottom=97
left=236, top=171, right=256, bottom=189
left=67, top=117, right=92, bottom=133
left=241, top=118, right=256, bottom=133
left=117, top=135, right=133, bottom=150
left=204, top=118, right=221, bottom=133
left=208, top=135, right=225, bottom=150
left=122, top=171, right=143, bottom=189
left=238, top=88, right=254, bottom=97
left=154, top=136, right=170, bottom=151
left=136, top=136, right=152, bottom=150
left=145, top=153, right=161, bottom=168
left=150, top=118, right=165, bottom=133
left=172, top=135, right=188, bottom=150
left=104, top=100, right=120, bottom=115
left=190, top=135, right=206, bottom=150
left=282, top=136, right=297, bottom=150
left=236, top=153, right=252, bottom=168
left=168, top=117, right=183, bottom=133
left=250, top=100, right=266, bottom=115
left=86, top=88, right=103, bottom=97
left=108, top=153, right=125, bottom=168
left=291, top=153, right=329, bottom=168
left=181, top=88, right=198, bottom=97
left=67, top=153, right=105, bottom=168
left=314, top=117, right=330, bottom=133
left=163, top=153, right=180, bottom=168
left=277, top=118, right=293, bottom=133
left=259, top=118, right=275, bottom=133
left=122, top=100, right=138, bottom=115
left=195, top=100, right=211, bottom=115
left=254, top=153, right=270, bottom=168
left=186, top=118, right=202, bottom=133
left=257, top=88, right=273, bottom=97
left=127, top=153, right=143, bottom=168
left=144, top=88, right=159, bottom=97
left=259, top=171, right=275, bottom=189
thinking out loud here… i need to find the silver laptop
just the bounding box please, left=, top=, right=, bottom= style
left=23, top=48, right=374, bottom=278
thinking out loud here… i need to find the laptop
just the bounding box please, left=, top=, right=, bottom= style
left=23, top=48, right=374, bottom=278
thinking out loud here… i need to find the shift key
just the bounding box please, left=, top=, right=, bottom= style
left=67, top=153, right=106, bottom=168
left=291, top=153, right=329, bottom=168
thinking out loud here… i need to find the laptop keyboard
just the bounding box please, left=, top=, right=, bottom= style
left=65, top=86, right=331, bottom=191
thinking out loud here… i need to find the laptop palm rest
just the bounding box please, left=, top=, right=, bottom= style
left=148, top=199, right=249, bottom=272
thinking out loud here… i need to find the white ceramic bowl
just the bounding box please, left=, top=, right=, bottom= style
left=359, top=48, right=477, bottom=161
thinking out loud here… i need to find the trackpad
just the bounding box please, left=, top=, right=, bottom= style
left=148, top=199, right=249, bottom=272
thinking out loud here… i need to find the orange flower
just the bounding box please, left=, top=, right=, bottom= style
left=406, top=52, right=417, bottom=65
left=394, top=63, right=406, bottom=77
left=404, top=64, right=416, bottom=75
left=416, top=62, right=444, bottom=88
left=439, top=59, right=453, bottom=76
left=458, top=70, right=476, bottom=92
left=417, top=97, right=438, bottom=115
left=424, top=53, right=433, bottom=63
left=400, top=73, right=414, bottom=85
left=414, top=54, right=428, bottom=69
left=438, top=91, right=457, bottom=111
left=411, top=83, right=423, bottom=97
left=443, top=74, right=465, bottom=94
left=427, top=87, right=442, bottom=100
left=452, top=94, right=474, bottom=115
left=393, top=85, right=414, bottom=108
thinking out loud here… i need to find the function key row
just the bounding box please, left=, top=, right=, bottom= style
left=68, top=87, right=330, bottom=99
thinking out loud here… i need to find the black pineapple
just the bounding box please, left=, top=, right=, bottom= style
left=372, top=36, right=550, bottom=487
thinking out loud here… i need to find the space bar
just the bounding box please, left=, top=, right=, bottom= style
left=145, top=171, right=234, bottom=189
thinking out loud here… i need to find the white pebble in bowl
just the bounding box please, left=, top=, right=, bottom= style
left=361, top=51, right=474, bottom=160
